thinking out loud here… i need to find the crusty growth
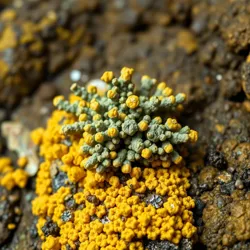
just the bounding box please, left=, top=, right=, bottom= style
left=54, top=67, right=198, bottom=173
left=31, top=68, right=198, bottom=249
left=0, top=157, right=28, bottom=190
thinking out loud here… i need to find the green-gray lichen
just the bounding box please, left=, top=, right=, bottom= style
left=53, top=67, right=198, bottom=173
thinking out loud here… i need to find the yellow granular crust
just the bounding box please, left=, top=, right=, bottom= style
left=0, top=157, right=28, bottom=190
left=32, top=109, right=197, bottom=250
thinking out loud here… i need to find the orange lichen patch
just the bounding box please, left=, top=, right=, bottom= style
left=31, top=128, right=45, bottom=145
left=42, top=235, right=61, bottom=250
left=31, top=110, right=77, bottom=197
left=0, top=157, right=29, bottom=190
left=32, top=109, right=196, bottom=248
left=12, top=169, right=28, bottom=188
left=32, top=70, right=197, bottom=249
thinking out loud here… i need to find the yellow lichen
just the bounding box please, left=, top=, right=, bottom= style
left=120, top=67, right=134, bottom=81
left=0, top=157, right=29, bottom=190
left=189, top=129, right=198, bottom=143
left=32, top=113, right=197, bottom=247
left=31, top=69, right=197, bottom=249
left=17, top=156, right=28, bottom=168
left=141, top=148, right=152, bottom=159
left=166, top=118, right=181, bottom=131
left=108, top=107, right=119, bottom=118
left=101, top=71, right=114, bottom=83
left=138, top=120, right=148, bottom=132
left=126, top=95, right=140, bottom=109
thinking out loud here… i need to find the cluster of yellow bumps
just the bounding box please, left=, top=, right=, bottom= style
left=30, top=67, right=198, bottom=250
left=0, top=156, right=28, bottom=231
left=0, top=156, right=28, bottom=191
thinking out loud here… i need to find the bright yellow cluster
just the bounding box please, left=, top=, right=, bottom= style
left=126, top=95, right=140, bottom=109
left=120, top=67, right=134, bottom=81
left=0, top=157, right=28, bottom=190
left=32, top=106, right=197, bottom=249
left=101, top=71, right=114, bottom=83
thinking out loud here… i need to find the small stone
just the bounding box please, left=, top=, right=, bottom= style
left=217, top=196, right=225, bottom=208
left=206, top=147, right=227, bottom=169
left=194, top=198, right=205, bottom=216
left=61, top=210, right=73, bottom=222
left=41, top=220, right=59, bottom=237
left=8, top=193, right=20, bottom=204
left=235, top=179, right=244, bottom=189
left=87, top=195, right=100, bottom=206
left=227, top=167, right=235, bottom=173
left=52, top=171, right=68, bottom=192
left=65, top=198, right=76, bottom=210
left=220, top=182, right=235, bottom=195
left=145, top=194, right=163, bottom=208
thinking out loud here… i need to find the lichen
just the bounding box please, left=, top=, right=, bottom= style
left=0, top=157, right=29, bottom=190
left=53, top=67, right=197, bottom=173
left=31, top=68, right=198, bottom=250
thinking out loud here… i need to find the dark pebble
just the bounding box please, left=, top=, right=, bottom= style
left=206, top=147, right=227, bottom=169
left=41, top=220, right=60, bottom=237
left=52, top=171, right=69, bottom=192
left=198, top=183, right=210, bottom=192
left=194, top=198, right=205, bottom=216
left=87, top=195, right=100, bottom=206
left=220, top=181, right=235, bottom=195
left=65, top=198, right=77, bottom=210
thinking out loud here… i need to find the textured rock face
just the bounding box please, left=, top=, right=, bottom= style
left=188, top=100, right=250, bottom=250
left=0, top=0, right=98, bottom=107
left=199, top=191, right=250, bottom=249
left=0, top=187, right=21, bottom=246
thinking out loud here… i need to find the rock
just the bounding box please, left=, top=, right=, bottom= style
left=41, top=220, right=60, bottom=237
left=206, top=147, right=227, bottom=169
left=52, top=171, right=69, bottom=192
left=235, top=179, right=244, bottom=190
left=0, top=187, right=21, bottom=246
